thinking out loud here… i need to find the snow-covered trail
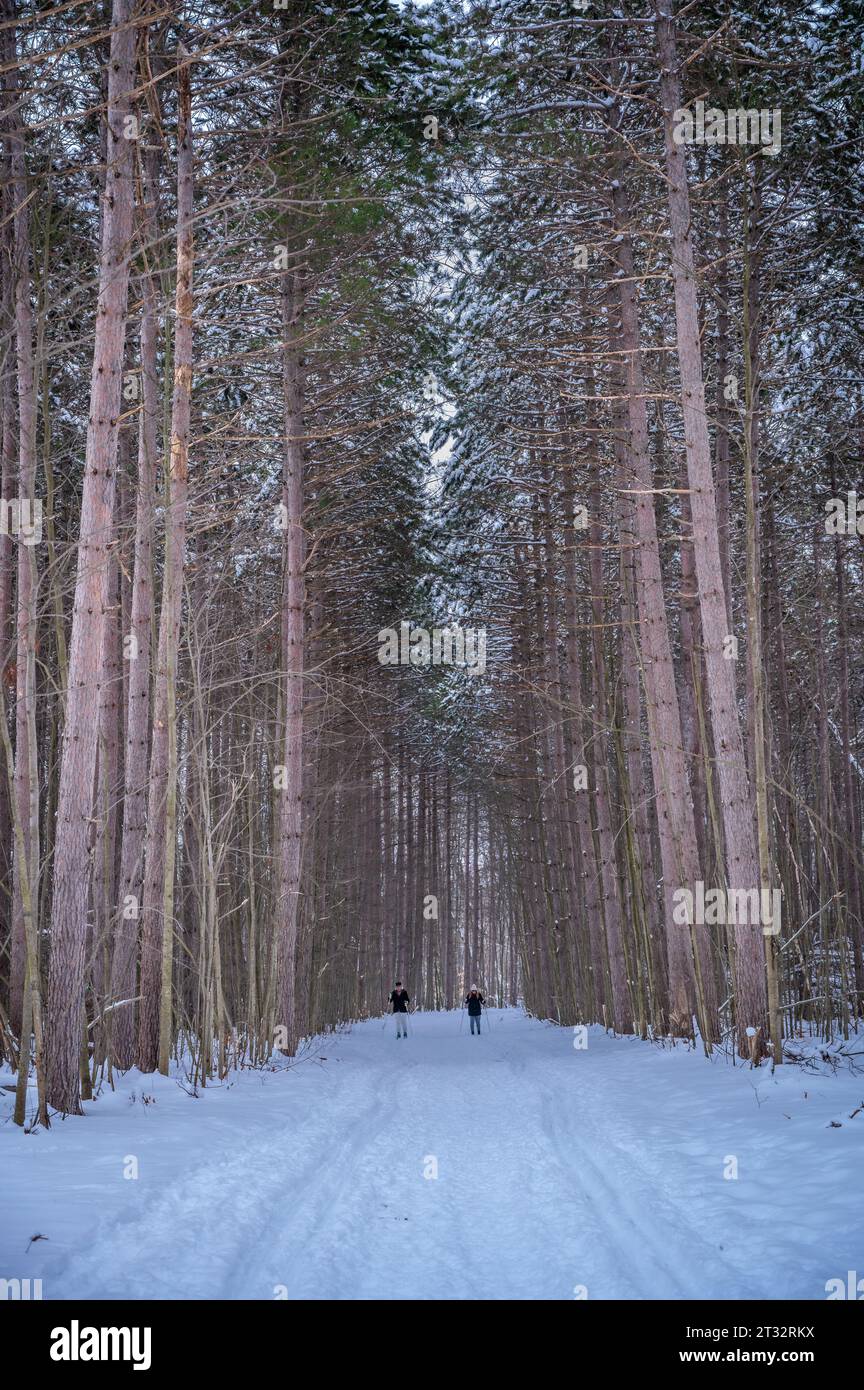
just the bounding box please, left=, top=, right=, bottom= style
left=2, top=1010, right=862, bottom=1300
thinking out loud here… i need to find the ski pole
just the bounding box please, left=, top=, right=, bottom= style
left=459, top=1004, right=465, bottom=1033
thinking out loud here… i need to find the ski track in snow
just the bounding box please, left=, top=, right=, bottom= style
left=2, top=1010, right=862, bottom=1300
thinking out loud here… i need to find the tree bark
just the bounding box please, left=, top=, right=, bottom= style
left=109, top=136, right=160, bottom=1068
left=44, top=0, right=138, bottom=1114
left=1, top=0, right=40, bottom=1045
left=655, top=2, right=768, bottom=1055
left=137, top=47, right=194, bottom=1074
left=274, top=230, right=306, bottom=1055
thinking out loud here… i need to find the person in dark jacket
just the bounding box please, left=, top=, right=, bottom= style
left=389, top=982, right=410, bottom=1037
left=465, top=986, right=484, bottom=1034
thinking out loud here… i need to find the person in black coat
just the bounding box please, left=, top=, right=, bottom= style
left=389, top=981, right=410, bottom=1037
left=465, top=986, right=484, bottom=1034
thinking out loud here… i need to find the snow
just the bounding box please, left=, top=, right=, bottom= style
left=1, top=1011, right=862, bottom=1301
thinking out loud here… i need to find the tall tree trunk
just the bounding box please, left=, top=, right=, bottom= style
left=713, top=197, right=732, bottom=623
left=109, top=136, right=160, bottom=1067
left=1, top=0, right=40, bottom=1044
left=741, top=162, right=782, bottom=1061
left=655, top=3, right=768, bottom=1056
left=0, top=173, right=15, bottom=984
left=830, top=457, right=864, bottom=1007
left=274, top=232, right=306, bottom=1055
left=560, top=456, right=604, bottom=1019
left=43, top=0, right=138, bottom=1114
left=91, top=476, right=123, bottom=1065
left=611, top=385, right=666, bottom=1027
left=137, top=47, right=194, bottom=1075
left=587, top=471, right=632, bottom=1032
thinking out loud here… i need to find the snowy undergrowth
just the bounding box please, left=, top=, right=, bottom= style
left=1, top=1010, right=862, bottom=1300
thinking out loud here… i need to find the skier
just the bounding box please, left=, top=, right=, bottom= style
left=389, top=981, right=410, bottom=1038
left=465, top=985, right=484, bottom=1035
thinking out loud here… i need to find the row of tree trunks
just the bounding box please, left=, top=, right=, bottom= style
left=610, top=175, right=716, bottom=1044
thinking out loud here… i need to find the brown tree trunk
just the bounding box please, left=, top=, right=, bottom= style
left=587, top=472, right=632, bottom=1032
left=1, top=0, right=40, bottom=1044
left=655, top=3, right=768, bottom=1055
left=713, top=197, right=732, bottom=623
left=274, top=236, right=306, bottom=1055
left=830, top=458, right=864, bottom=1005
left=109, top=137, right=160, bottom=1068
left=0, top=171, right=15, bottom=983
left=91, top=476, right=124, bottom=1063
left=44, top=0, right=138, bottom=1114
left=137, top=47, right=194, bottom=1074
left=560, top=471, right=604, bottom=1018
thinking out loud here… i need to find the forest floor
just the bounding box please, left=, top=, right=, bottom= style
left=1, top=1010, right=862, bottom=1300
